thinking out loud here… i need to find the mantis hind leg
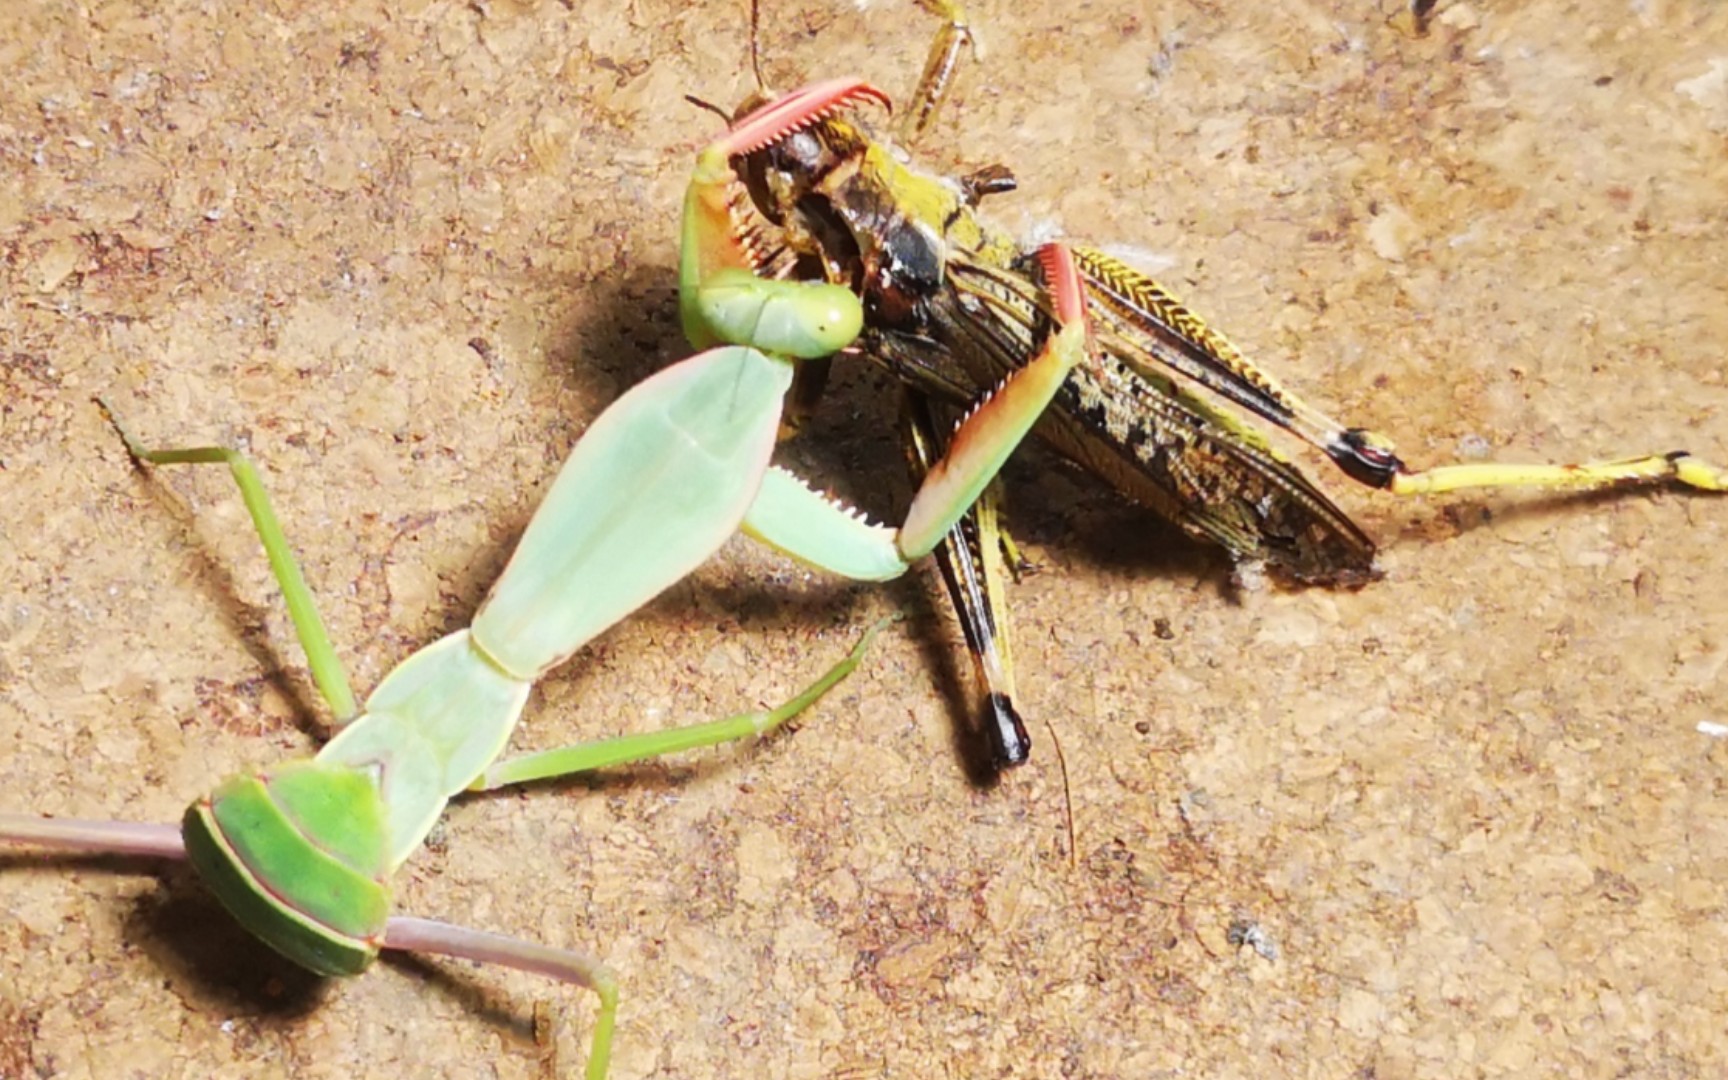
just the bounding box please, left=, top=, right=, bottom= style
left=383, top=916, right=617, bottom=1080
left=101, top=401, right=360, bottom=723
left=470, top=618, right=893, bottom=791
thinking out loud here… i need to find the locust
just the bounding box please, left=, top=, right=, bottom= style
left=0, top=83, right=1098, bottom=1079
left=716, top=0, right=1728, bottom=767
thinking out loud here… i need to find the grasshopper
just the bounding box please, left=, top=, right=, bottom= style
left=717, top=1, right=1727, bottom=767
left=0, top=85, right=1098, bottom=1078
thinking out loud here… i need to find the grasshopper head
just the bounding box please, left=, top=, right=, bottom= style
left=722, top=84, right=964, bottom=332
left=699, top=82, right=885, bottom=291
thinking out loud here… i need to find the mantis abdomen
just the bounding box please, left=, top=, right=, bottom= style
left=184, top=343, right=799, bottom=982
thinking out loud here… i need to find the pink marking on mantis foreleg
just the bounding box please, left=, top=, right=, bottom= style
left=898, top=243, right=1096, bottom=556
left=714, top=78, right=892, bottom=159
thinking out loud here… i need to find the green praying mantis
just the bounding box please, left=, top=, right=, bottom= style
left=0, top=81, right=1098, bottom=1078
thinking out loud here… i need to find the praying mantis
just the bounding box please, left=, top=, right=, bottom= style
left=0, top=82, right=1096, bottom=1078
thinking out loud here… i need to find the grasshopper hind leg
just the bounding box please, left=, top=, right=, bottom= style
left=898, top=0, right=978, bottom=146
left=1067, top=248, right=1725, bottom=509
left=1331, top=428, right=1728, bottom=497
left=902, top=388, right=1031, bottom=768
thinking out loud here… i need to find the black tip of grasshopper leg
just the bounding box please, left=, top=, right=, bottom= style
left=985, top=692, right=1032, bottom=768
left=1332, top=428, right=1403, bottom=489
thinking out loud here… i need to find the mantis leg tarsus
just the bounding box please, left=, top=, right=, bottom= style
left=382, top=916, right=617, bottom=1080
left=95, top=395, right=157, bottom=467
left=469, top=618, right=894, bottom=792
left=97, top=403, right=360, bottom=724
left=764, top=613, right=896, bottom=724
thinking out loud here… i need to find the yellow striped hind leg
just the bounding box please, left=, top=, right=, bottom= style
left=1332, top=427, right=1727, bottom=497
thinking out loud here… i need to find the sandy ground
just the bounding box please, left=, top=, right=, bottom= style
left=1, top=1, right=1725, bottom=1077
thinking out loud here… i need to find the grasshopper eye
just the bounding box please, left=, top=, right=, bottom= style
left=782, top=129, right=822, bottom=161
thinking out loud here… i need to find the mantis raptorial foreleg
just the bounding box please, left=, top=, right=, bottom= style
left=738, top=243, right=1094, bottom=577
left=681, top=81, right=1101, bottom=583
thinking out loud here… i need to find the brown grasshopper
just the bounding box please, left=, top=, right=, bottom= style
left=712, top=0, right=1726, bottom=767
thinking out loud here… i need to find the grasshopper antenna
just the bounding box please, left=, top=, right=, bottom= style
left=749, top=0, right=768, bottom=92
left=684, top=95, right=733, bottom=124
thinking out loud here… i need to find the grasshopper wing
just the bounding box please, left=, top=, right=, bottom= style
left=865, top=253, right=1380, bottom=585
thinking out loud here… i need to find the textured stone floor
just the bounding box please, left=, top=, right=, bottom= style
left=2, top=2, right=1724, bottom=1077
